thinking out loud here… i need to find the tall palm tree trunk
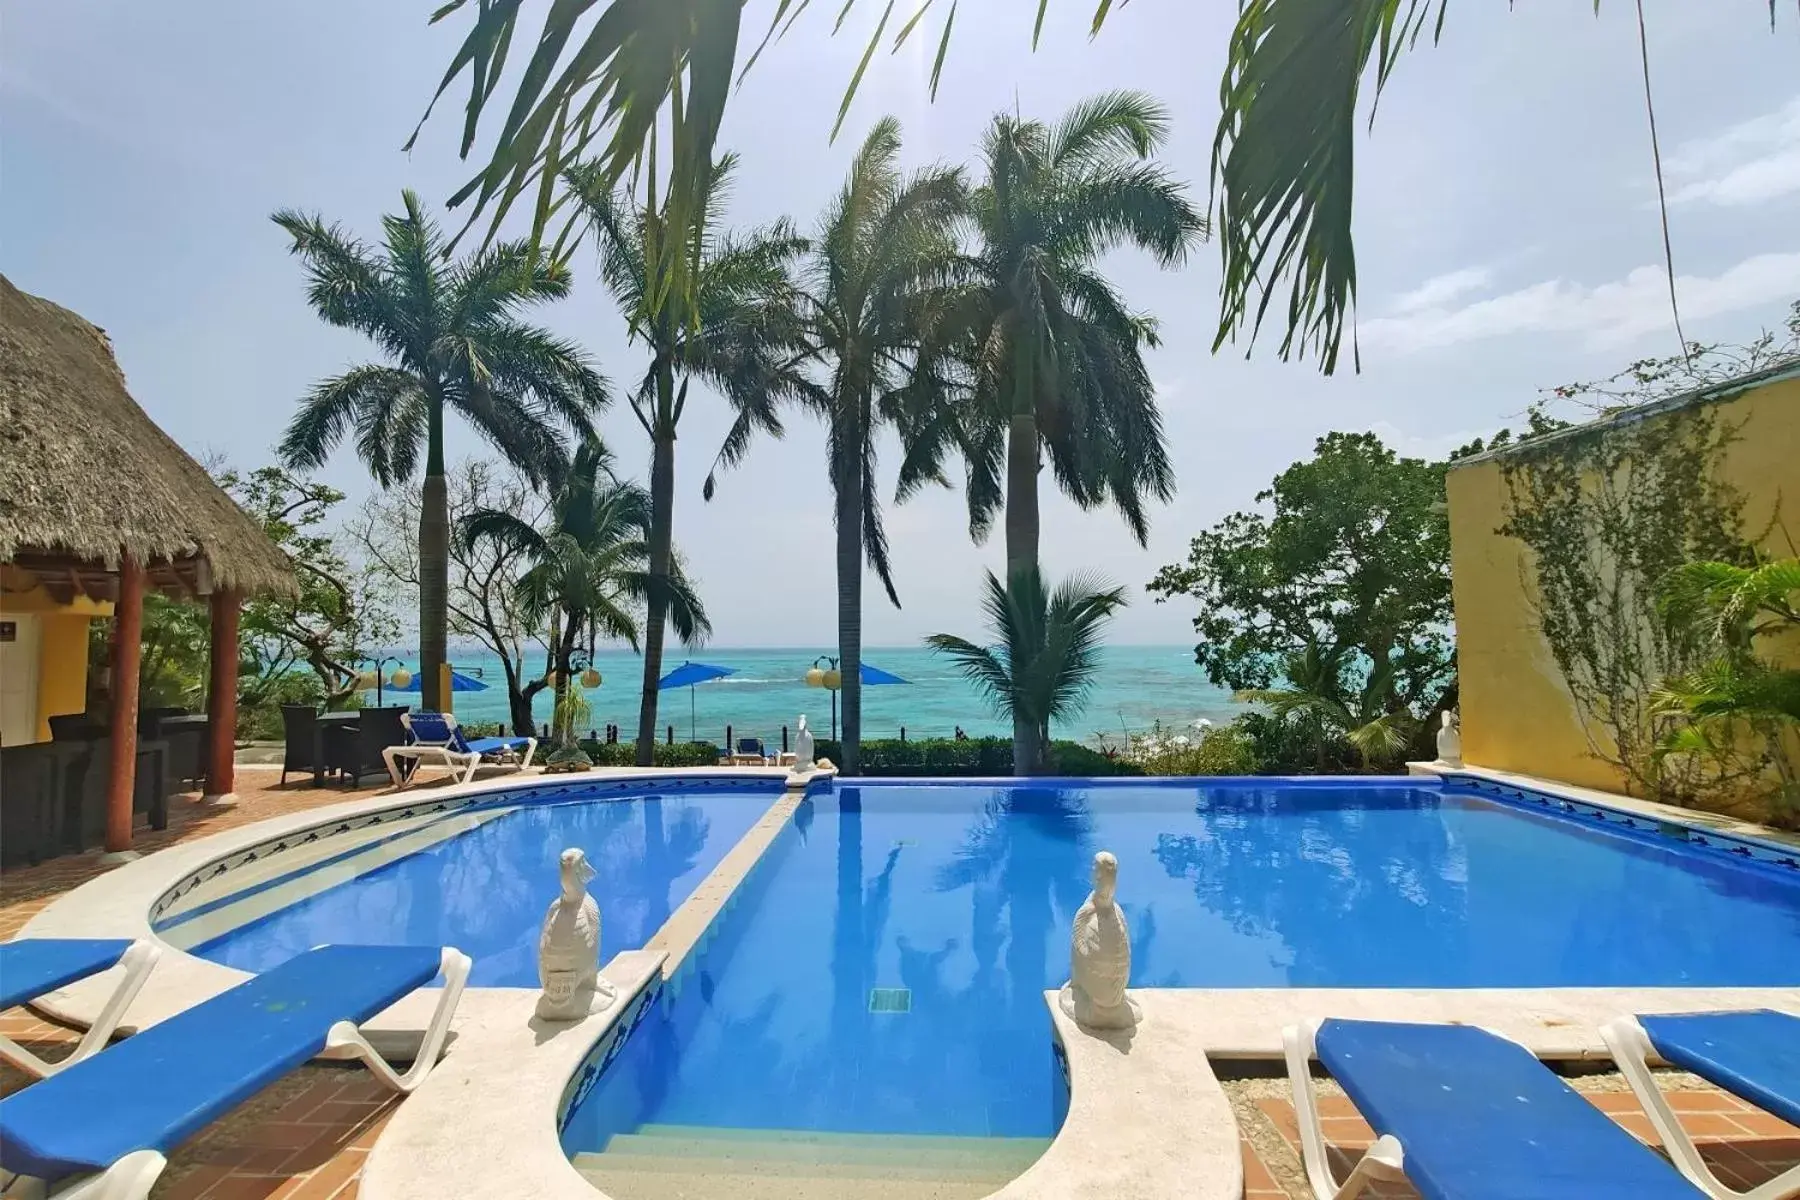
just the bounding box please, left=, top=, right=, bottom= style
left=835, top=415, right=864, bottom=777
left=418, top=400, right=451, bottom=714
left=1005, top=378, right=1042, bottom=775
left=635, top=375, right=678, bottom=765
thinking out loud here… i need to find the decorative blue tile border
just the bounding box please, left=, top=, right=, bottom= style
left=147, top=774, right=787, bottom=924
left=1444, top=773, right=1800, bottom=872
left=557, top=972, right=668, bottom=1124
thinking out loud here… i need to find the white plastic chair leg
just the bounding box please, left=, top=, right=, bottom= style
left=322, top=947, right=471, bottom=1094
left=1601, top=1018, right=1800, bottom=1200
left=0, top=942, right=161, bottom=1079
left=1283, top=1021, right=1409, bottom=1200
left=381, top=747, right=407, bottom=788
left=518, top=738, right=538, bottom=770
left=12, top=1149, right=169, bottom=1200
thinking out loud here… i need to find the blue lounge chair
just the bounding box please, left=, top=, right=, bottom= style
left=733, top=737, right=768, bottom=765
left=1285, top=1018, right=1703, bottom=1199
left=384, top=710, right=537, bottom=787
left=0, top=943, right=469, bottom=1200
left=1603, top=1010, right=1800, bottom=1200
left=0, top=939, right=159, bottom=1078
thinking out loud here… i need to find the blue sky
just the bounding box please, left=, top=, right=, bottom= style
left=3, top=2, right=1795, bottom=648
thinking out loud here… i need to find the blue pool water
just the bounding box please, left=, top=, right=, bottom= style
left=562, top=779, right=1800, bottom=1150
left=179, top=783, right=776, bottom=986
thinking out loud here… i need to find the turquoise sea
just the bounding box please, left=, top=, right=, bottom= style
left=371, top=644, right=1239, bottom=745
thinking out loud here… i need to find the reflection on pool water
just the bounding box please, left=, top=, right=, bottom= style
left=562, top=779, right=1800, bottom=1157
left=172, top=783, right=776, bottom=987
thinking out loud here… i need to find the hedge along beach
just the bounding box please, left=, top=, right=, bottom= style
left=367, top=643, right=1240, bottom=743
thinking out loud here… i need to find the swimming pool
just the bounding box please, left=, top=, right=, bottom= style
left=161, top=781, right=778, bottom=986
left=560, top=777, right=1800, bottom=1172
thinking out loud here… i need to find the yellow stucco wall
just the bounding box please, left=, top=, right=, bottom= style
left=0, top=577, right=110, bottom=743
left=1446, top=372, right=1799, bottom=800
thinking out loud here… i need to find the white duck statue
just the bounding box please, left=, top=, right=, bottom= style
left=1059, top=851, right=1140, bottom=1031
left=536, top=847, right=616, bottom=1020
left=793, top=713, right=815, bottom=770
left=1435, top=710, right=1463, bottom=767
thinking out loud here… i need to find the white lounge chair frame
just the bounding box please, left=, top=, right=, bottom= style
left=382, top=712, right=537, bottom=787
left=6, top=948, right=471, bottom=1200
left=0, top=941, right=160, bottom=1080
left=1601, top=1016, right=1800, bottom=1200
left=1284, top=1019, right=1408, bottom=1200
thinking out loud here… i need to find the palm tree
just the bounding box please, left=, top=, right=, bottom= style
left=1233, top=643, right=1416, bottom=771
left=927, top=567, right=1126, bottom=775
left=463, top=439, right=710, bottom=743
left=275, top=191, right=607, bottom=713
left=710, top=117, right=964, bottom=776
left=562, top=154, right=801, bottom=765
left=1654, top=556, right=1800, bottom=812
left=919, top=92, right=1202, bottom=770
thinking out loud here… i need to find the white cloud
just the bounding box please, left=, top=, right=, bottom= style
left=1390, top=267, right=1492, bottom=314
left=1665, top=95, right=1800, bottom=208
left=1362, top=251, right=1800, bottom=354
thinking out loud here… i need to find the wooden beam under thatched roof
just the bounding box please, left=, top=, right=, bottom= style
left=0, top=274, right=296, bottom=599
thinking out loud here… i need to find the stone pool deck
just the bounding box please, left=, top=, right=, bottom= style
left=2, top=769, right=1798, bottom=1199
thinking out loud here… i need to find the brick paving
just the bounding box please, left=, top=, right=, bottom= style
left=3, top=774, right=1797, bottom=1198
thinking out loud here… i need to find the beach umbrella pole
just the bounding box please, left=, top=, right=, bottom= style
left=690, top=686, right=697, bottom=743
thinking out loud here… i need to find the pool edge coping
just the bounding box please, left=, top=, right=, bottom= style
left=17, top=765, right=796, bottom=1046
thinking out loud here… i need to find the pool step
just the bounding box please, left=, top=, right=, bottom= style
left=571, top=1125, right=1049, bottom=1199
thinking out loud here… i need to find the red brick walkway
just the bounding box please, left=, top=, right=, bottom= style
left=4, top=776, right=1797, bottom=1198
left=1, top=775, right=402, bottom=1199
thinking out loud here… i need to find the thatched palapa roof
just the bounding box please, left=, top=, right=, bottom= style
left=0, top=274, right=295, bottom=599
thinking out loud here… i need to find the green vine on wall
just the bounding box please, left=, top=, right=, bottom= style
left=1497, top=403, right=1761, bottom=805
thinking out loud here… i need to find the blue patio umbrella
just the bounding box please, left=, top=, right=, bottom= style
left=657, top=661, right=737, bottom=741
left=860, top=663, right=909, bottom=686
left=388, top=669, right=489, bottom=694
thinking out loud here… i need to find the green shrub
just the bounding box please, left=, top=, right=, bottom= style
left=1135, top=723, right=1260, bottom=775
left=577, top=740, right=722, bottom=767
left=806, top=737, right=1141, bottom=777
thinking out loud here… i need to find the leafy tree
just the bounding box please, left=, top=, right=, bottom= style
left=713, top=116, right=964, bottom=775
left=351, top=459, right=553, bottom=737
left=221, top=466, right=400, bottom=711
left=1147, top=432, right=1454, bottom=724
left=562, top=154, right=799, bottom=765
left=464, top=439, right=710, bottom=745
left=927, top=567, right=1127, bottom=775
left=274, top=190, right=607, bottom=712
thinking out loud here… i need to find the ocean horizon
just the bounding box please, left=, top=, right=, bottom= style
left=365, top=643, right=1239, bottom=746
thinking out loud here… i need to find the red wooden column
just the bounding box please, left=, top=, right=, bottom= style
left=105, top=553, right=146, bottom=853
left=205, top=587, right=241, bottom=800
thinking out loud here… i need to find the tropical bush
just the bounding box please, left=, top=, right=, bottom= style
left=810, top=737, right=1142, bottom=778
left=1128, top=722, right=1262, bottom=776
left=1653, top=556, right=1800, bottom=826
left=577, top=740, right=721, bottom=768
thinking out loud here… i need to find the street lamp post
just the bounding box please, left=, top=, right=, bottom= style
left=805, top=655, right=843, bottom=740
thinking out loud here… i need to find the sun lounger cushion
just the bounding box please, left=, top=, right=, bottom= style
left=0, top=944, right=442, bottom=1181
left=1639, top=1009, right=1800, bottom=1128
left=1316, top=1018, right=1701, bottom=1200
left=0, top=939, right=134, bottom=1010
left=463, top=735, right=529, bottom=756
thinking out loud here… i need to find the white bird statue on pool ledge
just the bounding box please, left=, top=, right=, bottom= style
left=1060, top=851, right=1140, bottom=1031
left=536, top=847, right=617, bottom=1021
